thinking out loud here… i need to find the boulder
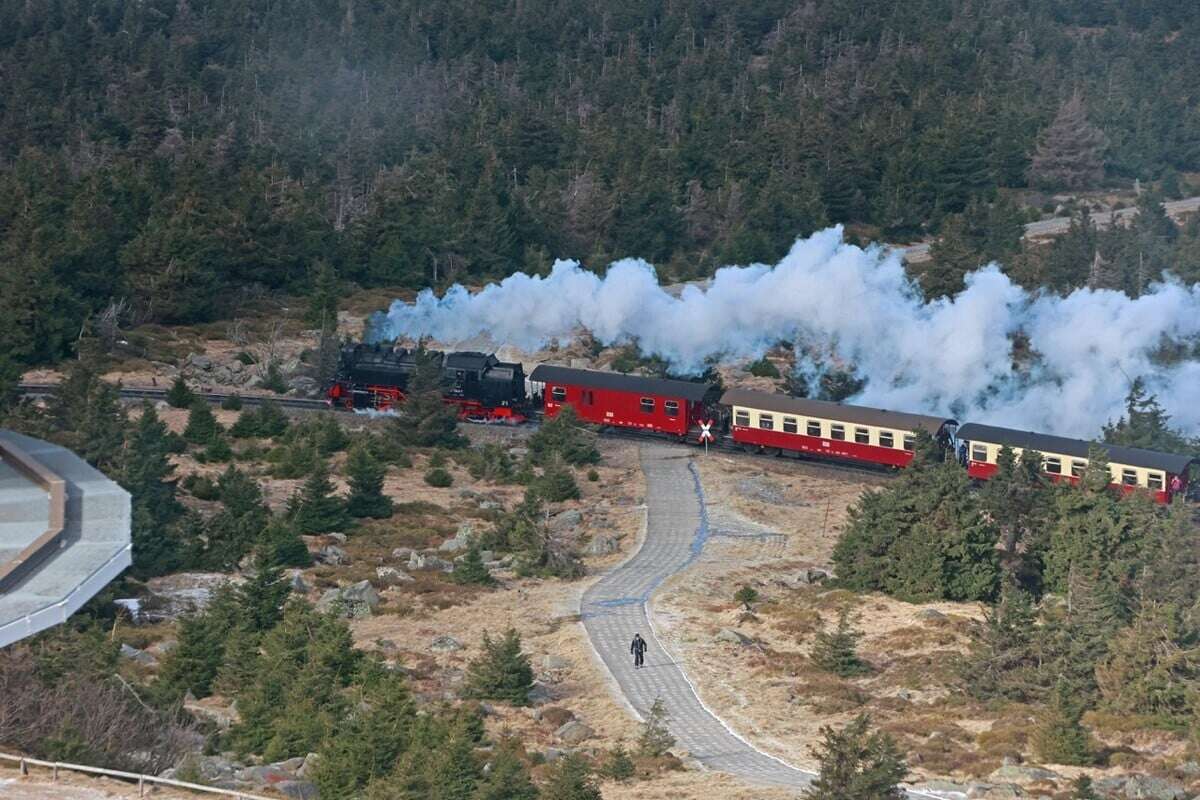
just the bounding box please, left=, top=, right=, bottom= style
left=189, top=355, right=214, bottom=371
left=715, top=628, right=753, bottom=646
left=144, top=572, right=238, bottom=622
left=289, top=572, right=310, bottom=594
left=967, top=783, right=1024, bottom=800
left=316, top=581, right=380, bottom=618
left=797, top=568, right=830, bottom=585
left=542, top=655, right=572, bottom=671
left=317, top=544, right=349, bottom=566
left=409, top=552, right=453, bottom=572
left=550, top=510, right=583, bottom=534
left=583, top=535, right=619, bottom=556
left=119, top=643, right=158, bottom=667
left=1122, top=775, right=1189, bottom=800
left=296, top=753, right=320, bottom=779
left=918, top=608, right=948, bottom=622
left=439, top=524, right=473, bottom=552
left=376, top=566, right=414, bottom=586
left=392, top=547, right=414, bottom=560
left=988, top=766, right=1059, bottom=784
left=555, top=720, right=595, bottom=745
left=288, top=376, right=321, bottom=397
left=543, top=748, right=570, bottom=763
left=277, top=781, right=319, bottom=800
left=429, top=635, right=464, bottom=653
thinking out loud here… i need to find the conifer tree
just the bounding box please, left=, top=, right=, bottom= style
left=292, top=460, right=350, bottom=534
left=637, top=697, right=676, bottom=757
left=306, top=258, right=339, bottom=329
left=466, top=629, right=534, bottom=706
left=527, top=405, right=600, bottom=466
left=1102, top=379, right=1193, bottom=454
left=532, top=459, right=581, bottom=502
left=167, top=375, right=195, bottom=408
left=123, top=403, right=184, bottom=578
left=476, top=738, right=538, bottom=800
left=257, top=515, right=313, bottom=568
left=812, top=607, right=870, bottom=677
left=1031, top=680, right=1094, bottom=766
left=346, top=444, right=394, bottom=519
left=183, top=399, right=222, bottom=445
left=961, top=582, right=1039, bottom=702
left=453, top=545, right=495, bottom=586
left=50, top=362, right=127, bottom=471
left=541, top=753, right=602, bottom=800
left=237, top=559, right=291, bottom=632
left=391, top=343, right=466, bottom=449
left=1028, top=93, right=1107, bottom=190
left=921, top=214, right=979, bottom=299
left=804, top=714, right=907, bottom=800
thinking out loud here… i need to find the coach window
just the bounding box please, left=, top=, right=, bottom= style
left=970, top=443, right=988, bottom=462
left=664, top=400, right=679, bottom=417
left=903, top=434, right=915, bottom=451
left=640, top=397, right=655, bottom=414
left=551, top=386, right=566, bottom=402
left=735, top=410, right=750, bottom=427
left=1148, top=472, right=1165, bottom=491
left=879, top=431, right=894, bottom=448
left=582, top=390, right=594, bottom=405
left=807, top=420, right=822, bottom=437
left=783, top=417, right=798, bottom=434
left=759, top=413, right=775, bottom=431
left=854, top=427, right=870, bottom=445
left=1043, top=456, right=1062, bottom=475
left=830, top=424, right=845, bottom=440
left=1121, top=469, right=1138, bottom=486
left=1071, top=460, right=1086, bottom=478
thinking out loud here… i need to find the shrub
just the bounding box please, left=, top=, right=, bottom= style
left=586, top=468, right=599, bottom=482
left=734, top=585, right=759, bottom=609
left=262, top=362, right=289, bottom=394
left=235, top=351, right=256, bottom=365
left=637, top=698, right=675, bottom=757
left=183, top=401, right=222, bottom=445
left=747, top=357, right=781, bottom=378
left=466, top=629, right=533, bottom=705
left=453, top=545, right=495, bottom=586
left=424, top=467, right=453, bottom=487
left=600, top=744, right=635, bottom=782
left=532, top=461, right=580, bottom=502
left=221, top=393, right=244, bottom=411
left=811, top=607, right=870, bottom=677
left=528, top=406, right=600, bottom=466
left=182, top=474, right=219, bottom=501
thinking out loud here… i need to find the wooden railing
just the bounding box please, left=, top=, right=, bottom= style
left=0, top=752, right=276, bottom=800
left=0, top=438, right=67, bottom=594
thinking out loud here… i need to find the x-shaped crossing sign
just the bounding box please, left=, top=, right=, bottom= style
left=698, top=419, right=715, bottom=443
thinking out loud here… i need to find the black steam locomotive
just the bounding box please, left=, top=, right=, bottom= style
left=327, top=344, right=529, bottom=422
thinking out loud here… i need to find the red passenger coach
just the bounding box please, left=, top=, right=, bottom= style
left=529, top=365, right=716, bottom=437
left=720, top=388, right=956, bottom=469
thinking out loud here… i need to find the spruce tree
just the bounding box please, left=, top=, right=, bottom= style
left=1102, top=379, right=1192, bottom=454
left=122, top=403, right=184, bottom=578
left=292, top=460, right=351, bottom=534
left=637, top=697, right=676, bottom=757
left=237, top=559, right=291, bottom=632
left=453, top=545, right=495, bottom=586
left=258, top=515, right=313, bottom=568
left=167, top=375, right=195, bottom=408
left=541, top=753, right=602, bottom=800
left=1031, top=681, right=1095, bottom=766
left=1028, top=93, right=1107, bottom=190
left=811, top=608, right=870, bottom=677
left=391, top=343, right=466, bottom=449
left=50, top=362, right=127, bottom=471
left=921, top=214, right=980, bottom=299
left=306, top=258, right=339, bottom=329
left=804, top=714, right=907, bottom=800
left=466, top=629, right=534, bottom=706
left=527, top=405, right=600, bottom=466
left=476, top=738, right=538, bottom=800
left=346, top=444, right=394, bottom=519
left=600, top=743, right=636, bottom=782
left=183, top=399, right=222, bottom=445
left=532, top=460, right=581, bottom=502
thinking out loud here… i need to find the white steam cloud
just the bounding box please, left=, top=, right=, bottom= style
left=372, top=227, right=1200, bottom=439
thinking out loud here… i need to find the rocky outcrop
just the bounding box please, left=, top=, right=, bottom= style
left=439, top=523, right=474, bottom=553
left=409, top=552, right=454, bottom=572
left=375, top=566, right=414, bottom=586
left=316, top=580, right=380, bottom=618
left=555, top=720, right=595, bottom=745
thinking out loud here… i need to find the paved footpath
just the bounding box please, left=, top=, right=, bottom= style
left=581, top=444, right=811, bottom=788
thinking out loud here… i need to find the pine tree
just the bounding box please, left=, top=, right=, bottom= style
left=257, top=515, right=313, bottom=568
left=476, top=738, right=538, bottom=800
left=292, top=460, right=351, bottom=534
left=122, top=403, right=184, bottom=578
left=1028, top=93, right=1107, bottom=190
left=346, top=444, right=394, bottom=519
left=453, top=545, right=495, bottom=586
left=637, top=697, right=676, bottom=757
left=1102, top=379, right=1193, bottom=454
left=1031, top=680, right=1095, bottom=766
left=921, top=215, right=980, bottom=299
left=541, top=753, right=602, bottom=800
left=183, top=400, right=222, bottom=445
left=1070, top=776, right=1101, bottom=800
left=50, top=362, right=127, bottom=471
left=306, top=258, right=339, bottom=329
left=466, top=629, right=534, bottom=706
left=532, top=460, right=580, bottom=503
left=167, top=375, right=195, bottom=408
left=237, top=559, right=291, bottom=632
left=804, top=714, right=907, bottom=800
left=527, top=405, right=600, bottom=466
left=960, top=582, right=1040, bottom=702
left=812, top=608, right=870, bottom=677
left=391, top=343, right=466, bottom=449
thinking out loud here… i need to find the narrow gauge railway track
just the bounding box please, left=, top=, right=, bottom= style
left=18, top=383, right=897, bottom=487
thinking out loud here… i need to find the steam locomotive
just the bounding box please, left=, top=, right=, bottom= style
left=326, top=344, right=529, bottom=422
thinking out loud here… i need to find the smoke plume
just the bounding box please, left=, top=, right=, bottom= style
left=372, top=227, right=1200, bottom=439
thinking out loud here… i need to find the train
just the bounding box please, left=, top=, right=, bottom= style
left=327, top=345, right=1195, bottom=504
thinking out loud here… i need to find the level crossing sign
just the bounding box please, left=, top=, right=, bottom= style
left=699, top=419, right=715, bottom=453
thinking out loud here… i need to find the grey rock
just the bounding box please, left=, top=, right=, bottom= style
left=296, top=753, right=320, bottom=779
left=1176, top=761, right=1200, bottom=777
left=550, top=510, right=583, bottom=533
left=316, top=581, right=380, bottom=618
left=542, top=655, right=572, bottom=671
left=918, top=608, right=948, bottom=622
left=236, top=764, right=293, bottom=785
left=119, top=643, right=158, bottom=667
left=555, top=720, right=595, bottom=745
left=376, top=566, right=415, bottom=586
left=228, top=360, right=244, bottom=374
left=429, top=635, right=464, bottom=653
left=277, top=781, right=319, bottom=800
left=478, top=550, right=495, bottom=563
left=317, top=544, right=349, bottom=566
left=798, top=567, right=830, bottom=584
left=544, top=747, right=569, bottom=763
left=479, top=500, right=503, bottom=511
left=1123, top=775, right=1189, bottom=800
left=988, top=766, right=1059, bottom=784
left=583, top=535, right=619, bottom=556
left=288, top=376, right=321, bottom=397
left=326, top=532, right=348, bottom=544
left=409, top=552, right=453, bottom=572
left=918, top=781, right=970, bottom=795
left=528, top=680, right=554, bottom=705
left=391, top=547, right=414, bottom=560
left=968, top=783, right=1025, bottom=800
left=196, top=756, right=239, bottom=782
left=289, top=572, right=310, bottom=594
left=715, top=628, right=753, bottom=646
left=144, top=572, right=238, bottom=622
left=189, top=355, right=213, bottom=371
left=1095, top=777, right=1129, bottom=796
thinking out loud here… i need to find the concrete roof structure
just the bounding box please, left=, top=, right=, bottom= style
left=0, top=430, right=131, bottom=648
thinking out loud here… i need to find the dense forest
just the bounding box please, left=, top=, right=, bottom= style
left=2, top=0, right=1200, bottom=381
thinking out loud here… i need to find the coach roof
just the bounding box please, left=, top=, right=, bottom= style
left=956, top=422, right=1196, bottom=475
left=529, top=364, right=714, bottom=402
left=720, top=388, right=955, bottom=435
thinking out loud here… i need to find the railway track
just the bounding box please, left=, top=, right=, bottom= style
left=18, top=382, right=895, bottom=487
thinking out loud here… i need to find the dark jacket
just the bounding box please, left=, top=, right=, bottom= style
left=630, top=635, right=647, bottom=655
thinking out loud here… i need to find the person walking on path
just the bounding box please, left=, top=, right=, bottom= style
left=630, top=633, right=648, bottom=669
